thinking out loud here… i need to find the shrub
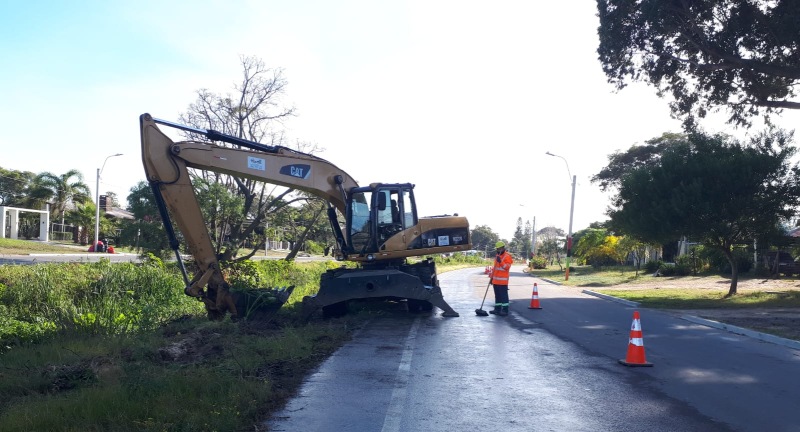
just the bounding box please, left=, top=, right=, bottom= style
left=303, top=240, right=324, bottom=255
left=658, top=262, right=676, bottom=276
left=697, top=246, right=753, bottom=275
left=673, top=255, right=693, bottom=276
left=528, top=255, right=548, bottom=270
left=644, top=260, right=662, bottom=273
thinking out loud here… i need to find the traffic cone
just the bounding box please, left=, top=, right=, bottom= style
left=528, top=283, right=542, bottom=309
left=618, top=310, right=653, bottom=367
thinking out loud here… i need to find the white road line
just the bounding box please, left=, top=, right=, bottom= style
left=381, top=316, right=421, bottom=432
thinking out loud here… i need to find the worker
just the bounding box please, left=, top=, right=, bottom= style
left=489, top=241, right=514, bottom=316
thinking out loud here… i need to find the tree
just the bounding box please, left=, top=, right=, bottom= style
left=470, top=225, right=500, bottom=256
left=0, top=167, right=36, bottom=207
left=34, top=169, right=91, bottom=225
left=574, top=228, right=609, bottom=266
left=537, top=226, right=565, bottom=267
left=599, top=128, right=800, bottom=295
left=118, top=181, right=172, bottom=258
left=618, top=236, right=655, bottom=276
left=65, top=202, right=96, bottom=245
left=597, top=0, right=800, bottom=128
left=178, top=55, right=306, bottom=263
left=509, top=217, right=531, bottom=257
left=194, top=177, right=246, bottom=255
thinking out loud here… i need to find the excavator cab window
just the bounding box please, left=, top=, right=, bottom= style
left=348, top=192, right=373, bottom=253
left=375, top=189, right=405, bottom=243
left=346, top=184, right=419, bottom=254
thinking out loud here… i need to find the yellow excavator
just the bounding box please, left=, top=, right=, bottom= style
left=140, top=114, right=470, bottom=319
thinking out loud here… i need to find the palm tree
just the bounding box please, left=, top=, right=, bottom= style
left=65, top=202, right=96, bottom=245
left=34, top=169, right=92, bottom=226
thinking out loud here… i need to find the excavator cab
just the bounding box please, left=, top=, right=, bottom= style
left=344, top=184, right=414, bottom=255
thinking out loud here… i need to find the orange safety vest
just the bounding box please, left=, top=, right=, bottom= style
left=491, top=251, right=513, bottom=285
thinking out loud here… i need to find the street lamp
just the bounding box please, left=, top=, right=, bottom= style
left=545, top=151, right=576, bottom=280
left=94, top=153, right=123, bottom=251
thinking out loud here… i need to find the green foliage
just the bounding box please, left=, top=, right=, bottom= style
left=659, top=259, right=691, bottom=277
left=33, top=169, right=92, bottom=223
left=140, top=252, right=166, bottom=269
left=0, top=262, right=203, bottom=347
left=597, top=0, right=800, bottom=128
left=599, top=129, right=800, bottom=295
left=193, top=176, right=245, bottom=255
left=528, top=255, right=548, bottom=269
left=432, top=253, right=487, bottom=266
left=64, top=202, right=97, bottom=245
left=644, top=260, right=662, bottom=273
left=470, top=225, right=500, bottom=252
left=593, top=289, right=800, bottom=310
left=304, top=239, right=324, bottom=255
left=118, top=182, right=172, bottom=259
left=0, top=314, right=354, bottom=432
left=698, top=246, right=754, bottom=275
left=0, top=167, right=36, bottom=207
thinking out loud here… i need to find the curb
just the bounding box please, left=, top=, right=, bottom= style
left=581, top=289, right=800, bottom=350
left=680, top=314, right=800, bottom=351
left=581, top=289, right=640, bottom=307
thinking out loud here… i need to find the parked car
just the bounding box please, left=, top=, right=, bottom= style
left=764, top=250, right=800, bottom=277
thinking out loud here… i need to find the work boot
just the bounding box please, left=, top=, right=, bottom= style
left=489, top=305, right=501, bottom=315
left=498, top=305, right=509, bottom=316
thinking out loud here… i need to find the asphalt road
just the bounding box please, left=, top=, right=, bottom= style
left=267, top=265, right=800, bottom=431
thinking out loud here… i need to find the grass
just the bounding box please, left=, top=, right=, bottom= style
left=530, top=264, right=660, bottom=287
left=0, top=238, right=90, bottom=254
left=0, top=316, right=357, bottom=432
left=593, top=289, right=800, bottom=309
left=529, top=264, right=800, bottom=309
left=0, top=237, right=143, bottom=255
left=0, top=259, right=362, bottom=431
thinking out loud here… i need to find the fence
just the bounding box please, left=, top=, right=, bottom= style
left=50, top=223, right=75, bottom=242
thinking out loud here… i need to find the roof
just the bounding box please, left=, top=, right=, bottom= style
left=104, top=207, right=135, bottom=220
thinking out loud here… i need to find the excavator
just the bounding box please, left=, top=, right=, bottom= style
left=140, top=113, right=471, bottom=320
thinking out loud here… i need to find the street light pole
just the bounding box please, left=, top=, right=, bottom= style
left=546, top=151, right=576, bottom=280
left=94, top=153, right=123, bottom=251
left=566, top=174, right=576, bottom=280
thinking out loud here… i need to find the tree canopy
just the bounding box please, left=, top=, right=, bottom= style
left=470, top=225, right=501, bottom=254
left=597, top=0, right=800, bottom=128
left=178, top=55, right=306, bottom=262
left=34, top=169, right=91, bottom=224
left=596, top=128, right=800, bottom=295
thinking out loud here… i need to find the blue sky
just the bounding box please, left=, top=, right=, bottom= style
left=3, top=0, right=796, bottom=240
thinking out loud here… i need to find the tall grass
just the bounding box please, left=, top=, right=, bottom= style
left=0, top=260, right=204, bottom=347
left=0, top=258, right=357, bottom=431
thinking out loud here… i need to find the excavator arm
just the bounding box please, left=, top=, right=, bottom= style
left=140, top=113, right=358, bottom=319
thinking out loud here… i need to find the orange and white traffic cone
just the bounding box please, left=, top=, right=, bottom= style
left=619, top=310, right=653, bottom=367
left=528, top=283, right=542, bottom=309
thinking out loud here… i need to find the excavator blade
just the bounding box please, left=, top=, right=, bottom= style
left=302, top=267, right=459, bottom=319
